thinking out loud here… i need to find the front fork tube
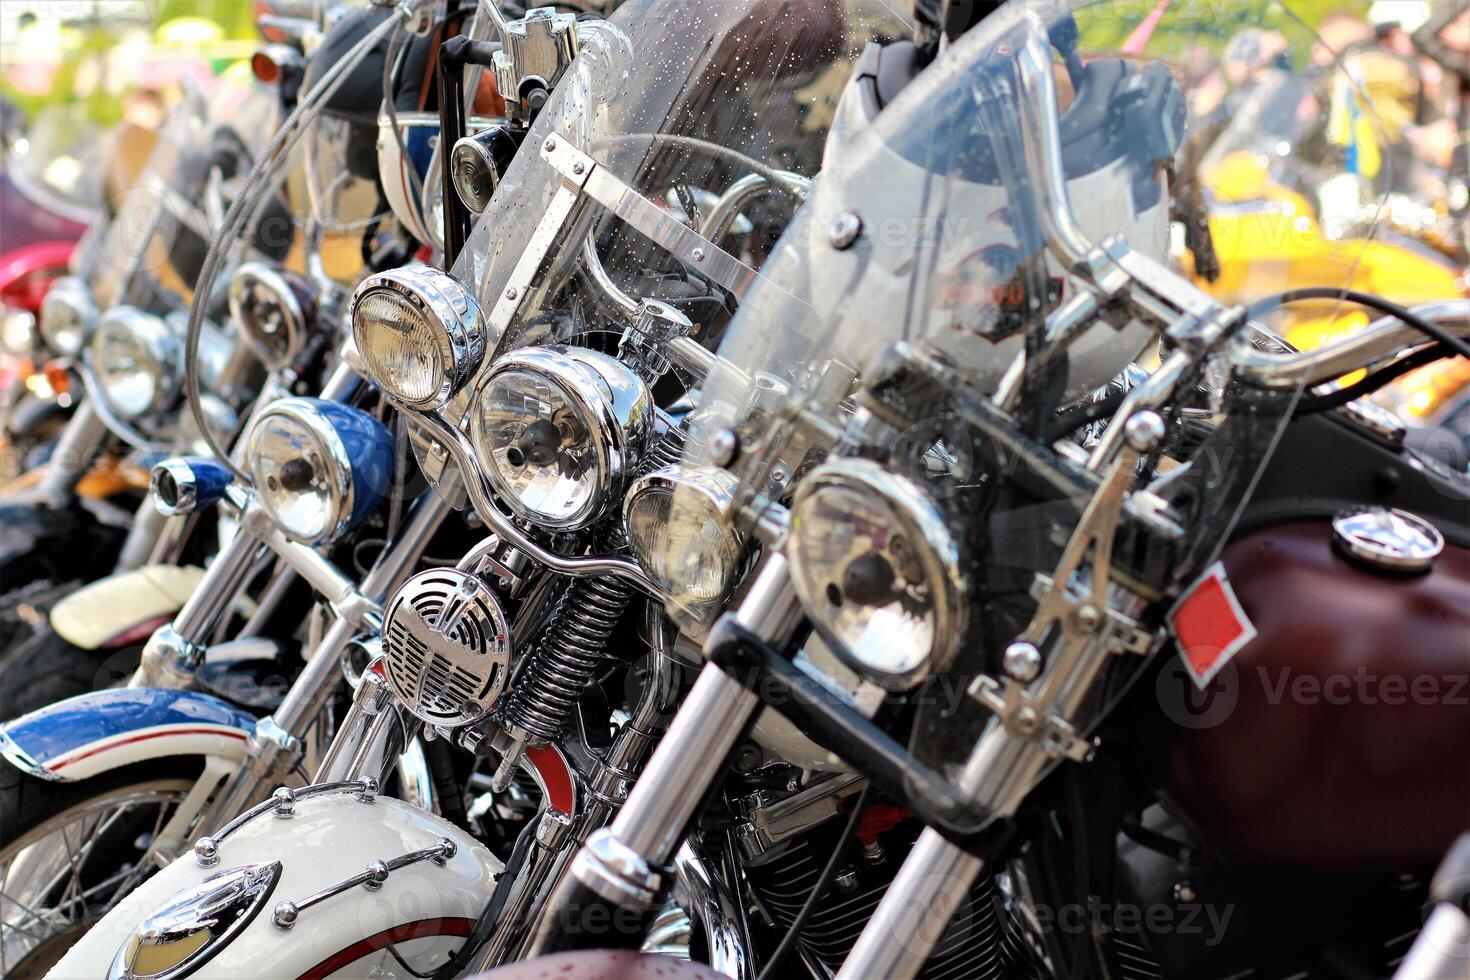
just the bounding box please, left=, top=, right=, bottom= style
left=131, top=524, right=268, bottom=688
left=192, top=491, right=450, bottom=828
left=530, top=556, right=803, bottom=956
left=34, top=398, right=108, bottom=503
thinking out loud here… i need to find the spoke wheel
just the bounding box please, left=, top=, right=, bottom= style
left=0, top=778, right=192, bottom=977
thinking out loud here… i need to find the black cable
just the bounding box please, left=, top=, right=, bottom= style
left=1246, top=287, right=1470, bottom=362
left=1043, top=387, right=1129, bottom=444
left=1294, top=342, right=1451, bottom=415
left=385, top=942, right=441, bottom=979
left=755, top=783, right=871, bottom=980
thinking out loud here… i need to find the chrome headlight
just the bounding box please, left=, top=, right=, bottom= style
left=39, top=276, right=98, bottom=356
left=624, top=464, right=743, bottom=610
left=472, top=346, right=650, bottom=531
left=89, top=306, right=180, bottom=419
left=787, top=458, right=967, bottom=691
left=246, top=397, right=394, bottom=545
left=350, top=267, right=485, bottom=410
left=229, top=262, right=312, bottom=369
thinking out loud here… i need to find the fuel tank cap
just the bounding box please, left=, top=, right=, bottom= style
left=1332, top=507, right=1444, bottom=573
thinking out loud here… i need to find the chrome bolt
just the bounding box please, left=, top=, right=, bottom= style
left=356, top=776, right=379, bottom=804
left=272, top=786, right=296, bottom=818
left=543, top=137, right=558, bottom=152
left=504, top=287, right=518, bottom=301
left=834, top=868, right=860, bottom=892
left=194, top=836, right=219, bottom=868
left=828, top=211, right=863, bottom=250
left=365, top=860, right=390, bottom=891
left=1003, top=641, right=1042, bottom=683
left=461, top=700, right=482, bottom=719
left=1013, top=706, right=1041, bottom=735
left=1073, top=604, right=1104, bottom=634
left=1124, top=410, right=1166, bottom=452
left=434, top=837, right=457, bottom=866
left=691, top=247, right=707, bottom=262
left=572, top=161, right=585, bottom=175
left=273, top=901, right=299, bottom=929
left=710, top=428, right=739, bottom=467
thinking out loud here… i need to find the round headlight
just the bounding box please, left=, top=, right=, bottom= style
left=350, top=267, right=485, bottom=410
left=246, top=397, right=393, bottom=545
left=89, top=307, right=180, bottom=419
left=472, top=346, right=650, bottom=532
left=624, top=464, right=743, bottom=611
left=39, top=276, right=98, bottom=356
left=451, top=126, right=520, bottom=213
left=787, top=458, right=967, bottom=690
left=229, top=262, right=313, bottom=369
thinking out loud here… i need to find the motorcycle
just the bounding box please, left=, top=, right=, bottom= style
left=26, top=0, right=911, bottom=975
left=491, top=3, right=1466, bottom=979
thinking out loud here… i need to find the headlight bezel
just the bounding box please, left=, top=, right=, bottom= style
left=88, top=305, right=181, bottom=419
left=349, top=266, right=486, bottom=411
left=472, top=344, right=651, bottom=532
left=246, top=397, right=394, bottom=546
left=786, top=457, right=968, bottom=691
left=38, top=275, right=99, bottom=356
left=228, top=261, right=313, bottom=370
left=623, top=462, right=744, bottom=612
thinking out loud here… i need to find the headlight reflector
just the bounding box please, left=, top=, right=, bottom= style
left=350, top=267, right=485, bottom=410
left=246, top=397, right=394, bottom=545
left=787, top=458, right=966, bottom=690
left=39, top=276, right=98, bottom=356
left=229, top=262, right=313, bottom=369
left=89, top=306, right=180, bottom=419
left=472, top=346, right=650, bottom=531
left=624, top=464, right=742, bottom=610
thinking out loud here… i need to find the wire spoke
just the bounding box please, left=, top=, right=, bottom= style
left=0, top=788, right=188, bottom=975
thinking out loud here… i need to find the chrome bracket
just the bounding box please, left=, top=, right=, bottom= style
left=194, top=778, right=378, bottom=867
left=538, top=137, right=761, bottom=300
left=272, top=837, right=458, bottom=929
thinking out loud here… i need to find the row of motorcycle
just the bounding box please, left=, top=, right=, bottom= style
left=0, top=0, right=1468, bottom=977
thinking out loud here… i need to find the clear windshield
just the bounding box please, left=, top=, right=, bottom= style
left=4, top=104, right=105, bottom=222
left=662, top=0, right=1339, bottom=812
left=443, top=0, right=912, bottom=415
left=88, top=77, right=281, bottom=312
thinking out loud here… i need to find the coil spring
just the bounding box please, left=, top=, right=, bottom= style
left=500, top=423, right=686, bottom=742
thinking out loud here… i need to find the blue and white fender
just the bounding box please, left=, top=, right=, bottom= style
left=0, top=687, right=255, bottom=782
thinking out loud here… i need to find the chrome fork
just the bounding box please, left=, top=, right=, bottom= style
left=529, top=555, right=801, bottom=955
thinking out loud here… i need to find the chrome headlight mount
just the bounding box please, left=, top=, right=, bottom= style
left=350, top=266, right=486, bottom=411
left=786, top=458, right=968, bottom=691
left=228, top=262, right=314, bottom=370
left=472, top=345, right=651, bottom=532
left=245, top=397, right=394, bottom=546
left=38, top=275, right=98, bottom=356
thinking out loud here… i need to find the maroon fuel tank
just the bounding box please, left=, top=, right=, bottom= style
left=1167, top=519, right=1470, bottom=871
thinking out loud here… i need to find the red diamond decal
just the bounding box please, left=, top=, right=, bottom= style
left=1167, top=562, right=1256, bottom=688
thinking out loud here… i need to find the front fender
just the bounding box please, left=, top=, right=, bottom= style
left=0, top=687, right=254, bottom=782
left=49, top=789, right=502, bottom=979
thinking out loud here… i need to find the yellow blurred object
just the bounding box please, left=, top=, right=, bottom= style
left=154, top=17, right=226, bottom=48
left=1191, top=146, right=1468, bottom=421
